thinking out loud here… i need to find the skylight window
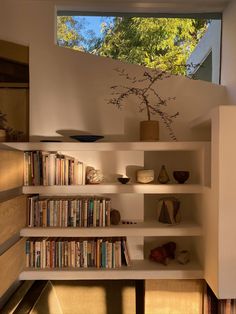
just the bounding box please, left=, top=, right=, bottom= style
left=56, top=13, right=221, bottom=82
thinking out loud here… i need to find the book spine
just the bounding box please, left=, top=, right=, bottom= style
left=35, top=240, right=41, bottom=268
left=48, top=153, right=56, bottom=186
left=23, top=152, right=28, bottom=186
left=25, top=240, right=30, bottom=268
left=83, top=240, right=88, bottom=268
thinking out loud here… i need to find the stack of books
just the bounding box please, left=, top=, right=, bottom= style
left=25, top=237, right=131, bottom=269
left=24, top=151, right=85, bottom=186
left=28, top=195, right=111, bottom=227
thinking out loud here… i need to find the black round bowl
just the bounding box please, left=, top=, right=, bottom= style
left=173, top=171, right=190, bottom=184
left=117, top=177, right=130, bottom=184
left=70, top=135, right=104, bottom=142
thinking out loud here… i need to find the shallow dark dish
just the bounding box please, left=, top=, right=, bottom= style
left=70, top=135, right=104, bottom=142
left=40, top=140, right=62, bottom=142
left=173, top=171, right=190, bottom=184
left=117, top=177, right=130, bottom=184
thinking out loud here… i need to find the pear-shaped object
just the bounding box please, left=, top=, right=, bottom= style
left=157, top=165, right=170, bottom=184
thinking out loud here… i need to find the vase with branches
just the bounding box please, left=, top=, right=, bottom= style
left=108, top=68, right=179, bottom=141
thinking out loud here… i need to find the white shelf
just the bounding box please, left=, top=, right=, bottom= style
left=20, top=221, right=202, bottom=237
left=19, top=259, right=203, bottom=280
left=1, top=141, right=208, bottom=152
left=22, top=184, right=205, bottom=195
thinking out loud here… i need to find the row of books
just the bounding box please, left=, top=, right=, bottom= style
left=25, top=237, right=131, bottom=269
left=28, top=195, right=111, bottom=228
left=24, top=151, right=85, bottom=186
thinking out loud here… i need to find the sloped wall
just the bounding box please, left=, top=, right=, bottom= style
left=0, top=0, right=228, bottom=141
left=30, top=44, right=227, bottom=141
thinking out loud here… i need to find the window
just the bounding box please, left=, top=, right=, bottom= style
left=57, top=12, right=221, bottom=82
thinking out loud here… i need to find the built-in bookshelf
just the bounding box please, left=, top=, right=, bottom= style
left=2, top=141, right=209, bottom=280
left=25, top=237, right=131, bottom=269
left=4, top=107, right=236, bottom=299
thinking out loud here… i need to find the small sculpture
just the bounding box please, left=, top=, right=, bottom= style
left=136, top=169, right=154, bottom=183
left=149, top=241, right=176, bottom=265
left=177, top=250, right=190, bottom=265
left=157, top=165, right=170, bottom=184
left=86, top=167, right=104, bottom=184
left=157, top=197, right=181, bottom=224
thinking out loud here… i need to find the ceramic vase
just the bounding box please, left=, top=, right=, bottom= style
left=157, top=165, right=170, bottom=184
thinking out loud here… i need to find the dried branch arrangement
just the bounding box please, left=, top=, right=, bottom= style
left=108, top=68, right=179, bottom=141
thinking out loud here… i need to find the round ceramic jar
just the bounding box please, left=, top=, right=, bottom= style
left=136, top=169, right=154, bottom=183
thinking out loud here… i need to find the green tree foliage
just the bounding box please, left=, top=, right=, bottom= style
left=57, top=16, right=84, bottom=50
left=57, top=16, right=98, bottom=51
left=57, top=16, right=207, bottom=75
left=96, top=17, right=207, bottom=75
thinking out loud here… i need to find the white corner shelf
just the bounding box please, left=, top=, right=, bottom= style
left=1, top=141, right=208, bottom=152
left=22, top=184, right=205, bottom=195
left=20, top=221, right=202, bottom=237
left=19, top=259, right=203, bottom=280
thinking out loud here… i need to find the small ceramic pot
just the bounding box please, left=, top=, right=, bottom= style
left=117, top=177, right=130, bottom=184
left=173, top=171, right=190, bottom=184
left=137, top=169, right=154, bottom=183
left=110, top=209, right=121, bottom=225
left=177, top=250, right=190, bottom=265
left=140, top=120, right=159, bottom=141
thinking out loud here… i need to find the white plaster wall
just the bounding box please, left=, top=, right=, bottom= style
left=218, top=106, right=236, bottom=298
left=30, top=43, right=227, bottom=141
left=222, top=0, right=236, bottom=104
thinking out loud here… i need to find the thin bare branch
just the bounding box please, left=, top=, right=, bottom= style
left=108, top=67, right=179, bottom=140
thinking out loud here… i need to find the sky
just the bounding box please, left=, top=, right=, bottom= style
left=74, top=16, right=114, bottom=39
